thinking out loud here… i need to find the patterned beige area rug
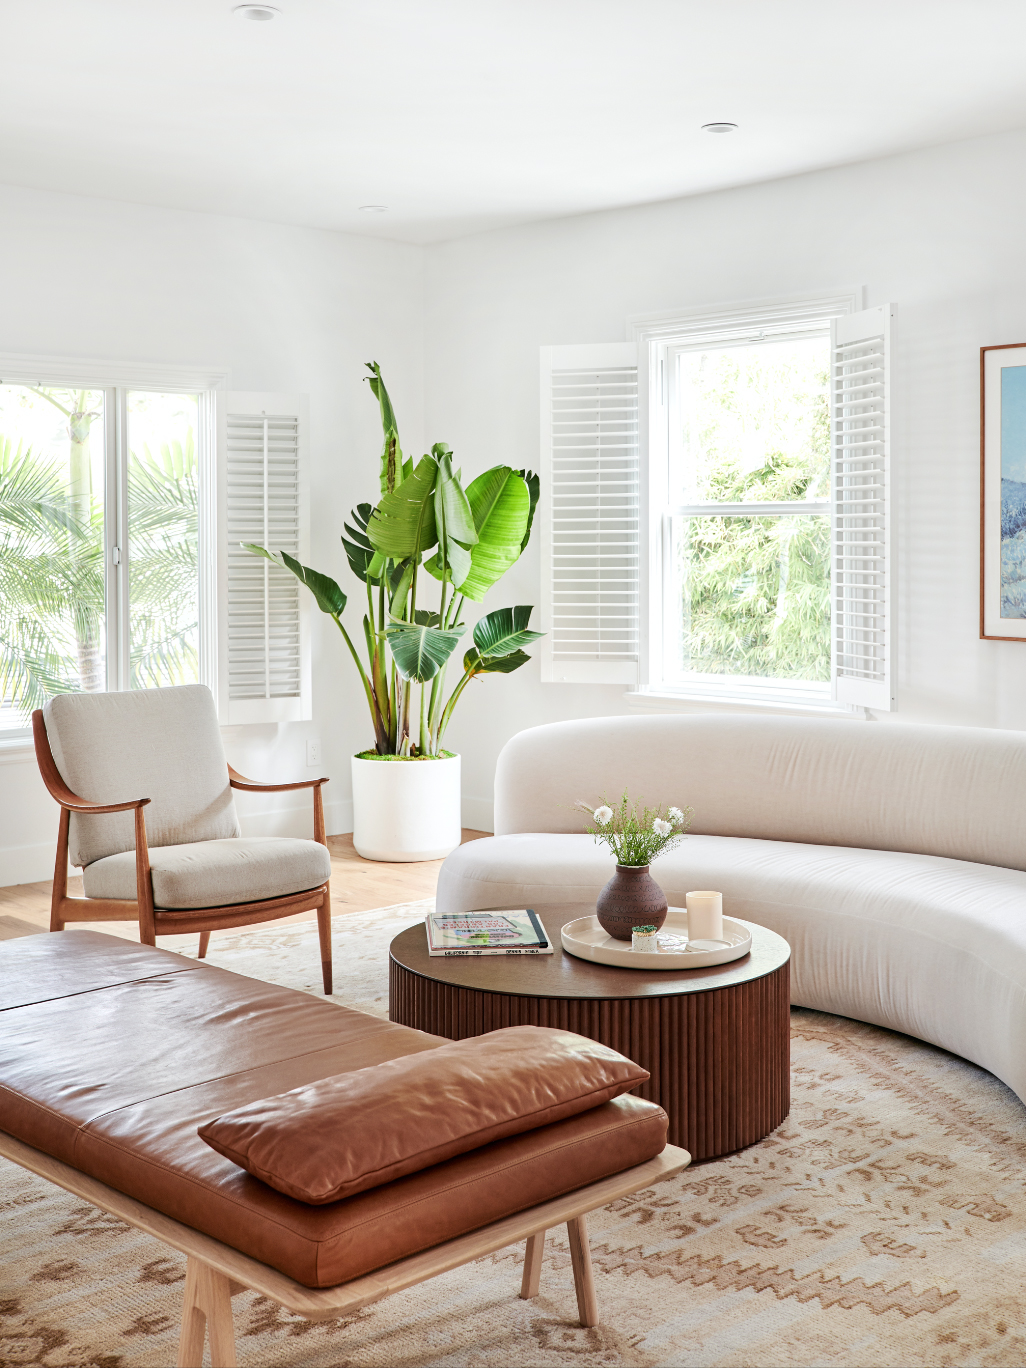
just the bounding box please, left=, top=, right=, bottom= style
left=3, top=903, right=1026, bottom=1367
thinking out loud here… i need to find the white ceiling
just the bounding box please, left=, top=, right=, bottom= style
left=2, top=0, right=1026, bottom=244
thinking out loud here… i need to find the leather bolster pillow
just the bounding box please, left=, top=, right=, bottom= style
left=198, top=1025, right=649, bottom=1204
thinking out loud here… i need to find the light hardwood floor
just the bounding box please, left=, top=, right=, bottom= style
left=0, top=830, right=488, bottom=942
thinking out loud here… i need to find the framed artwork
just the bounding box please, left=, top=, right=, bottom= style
left=981, top=343, right=1026, bottom=640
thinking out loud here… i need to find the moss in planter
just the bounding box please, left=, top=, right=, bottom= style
left=354, top=749, right=458, bottom=761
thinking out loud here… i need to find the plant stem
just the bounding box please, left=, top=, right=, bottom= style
left=427, top=662, right=449, bottom=754
left=436, top=664, right=475, bottom=742
left=335, top=616, right=387, bottom=751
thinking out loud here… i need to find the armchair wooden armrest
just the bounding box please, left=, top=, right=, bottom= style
left=32, top=709, right=156, bottom=942
left=226, top=766, right=329, bottom=846
left=32, top=712, right=151, bottom=814
left=227, top=766, right=328, bottom=794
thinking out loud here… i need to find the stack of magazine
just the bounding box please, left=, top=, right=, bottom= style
left=424, top=910, right=552, bottom=957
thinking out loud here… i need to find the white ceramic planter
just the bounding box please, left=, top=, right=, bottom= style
left=351, top=753, right=462, bottom=862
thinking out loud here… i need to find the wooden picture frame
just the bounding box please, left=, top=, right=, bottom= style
left=981, top=343, right=1026, bottom=640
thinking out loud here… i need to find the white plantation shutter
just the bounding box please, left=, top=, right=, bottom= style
left=540, top=343, right=640, bottom=684
left=830, top=306, right=895, bottom=711
left=216, top=392, right=311, bottom=724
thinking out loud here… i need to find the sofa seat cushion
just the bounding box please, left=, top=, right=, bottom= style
left=82, top=837, right=331, bottom=909
left=0, top=931, right=668, bottom=1289
left=436, top=832, right=1026, bottom=1107
left=199, top=1025, right=650, bottom=1203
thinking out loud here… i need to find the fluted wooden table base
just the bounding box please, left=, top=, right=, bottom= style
left=389, top=906, right=790, bottom=1161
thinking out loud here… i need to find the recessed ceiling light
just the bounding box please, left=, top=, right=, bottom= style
left=233, top=4, right=280, bottom=20
left=702, top=122, right=738, bottom=134
left=359, top=205, right=388, bottom=213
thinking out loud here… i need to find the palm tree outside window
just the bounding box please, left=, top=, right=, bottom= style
left=0, top=383, right=200, bottom=733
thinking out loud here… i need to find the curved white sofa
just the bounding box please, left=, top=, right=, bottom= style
left=438, top=715, right=1026, bottom=1107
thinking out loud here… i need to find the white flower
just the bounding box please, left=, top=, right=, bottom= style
left=593, top=805, right=613, bottom=827
left=652, top=818, right=671, bottom=836
left=668, top=806, right=684, bottom=823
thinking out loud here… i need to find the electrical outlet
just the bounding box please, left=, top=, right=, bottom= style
left=306, top=740, right=322, bottom=768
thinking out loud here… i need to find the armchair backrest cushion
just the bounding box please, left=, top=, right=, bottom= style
left=43, top=685, right=240, bottom=869
left=494, top=713, right=1026, bottom=873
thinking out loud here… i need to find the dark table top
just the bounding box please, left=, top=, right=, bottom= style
left=389, top=904, right=790, bottom=1001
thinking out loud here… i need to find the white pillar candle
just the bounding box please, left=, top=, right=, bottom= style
left=686, top=890, right=724, bottom=943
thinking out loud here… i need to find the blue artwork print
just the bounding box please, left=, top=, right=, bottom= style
left=1000, top=365, right=1026, bottom=617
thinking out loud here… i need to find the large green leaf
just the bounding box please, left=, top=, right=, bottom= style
left=432, top=445, right=478, bottom=546
left=458, top=467, right=530, bottom=602
left=367, top=455, right=438, bottom=558
left=422, top=446, right=476, bottom=590
left=385, top=618, right=466, bottom=682
left=365, top=361, right=404, bottom=495
left=423, top=536, right=472, bottom=589
left=472, top=604, right=543, bottom=658
left=463, top=646, right=531, bottom=675
left=515, top=468, right=540, bottom=552
left=341, top=503, right=385, bottom=584
left=388, top=556, right=416, bottom=614
left=242, top=545, right=347, bottom=616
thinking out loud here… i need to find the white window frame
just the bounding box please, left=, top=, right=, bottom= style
left=0, top=353, right=227, bottom=748
left=627, top=290, right=864, bottom=712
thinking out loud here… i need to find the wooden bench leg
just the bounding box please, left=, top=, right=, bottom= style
left=178, top=1255, right=237, bottom=1368
left=197, top=933, right=211, bottom=959
left=521, top=1230, right=545, bottom=1298
left=567, top=1215, right=598, bottom=1328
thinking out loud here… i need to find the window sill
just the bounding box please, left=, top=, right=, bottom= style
left=0, top=735, right=35, bottom=765
left=625, top=686, right=865, bottom=720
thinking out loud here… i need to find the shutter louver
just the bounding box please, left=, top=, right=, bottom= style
left=540, top=343, right=640, bottom=684
left=830, top=306, right=895, bottom=711
left=216, top=393, right=311, bottom=724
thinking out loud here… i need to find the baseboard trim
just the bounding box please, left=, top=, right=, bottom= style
left=0, top=842, right=59, bottom=887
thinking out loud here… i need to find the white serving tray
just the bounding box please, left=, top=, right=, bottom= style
left=560, top=908, right=753, bottom=970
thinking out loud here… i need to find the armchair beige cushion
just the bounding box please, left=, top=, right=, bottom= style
left=36, top=682, right=334, bottom=992
left=43, top=685, right=239, bottom=869
left=83, top=837, right=332, bottom=909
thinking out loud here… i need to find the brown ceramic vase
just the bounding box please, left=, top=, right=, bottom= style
left=595, top=864, right=669, bottom=941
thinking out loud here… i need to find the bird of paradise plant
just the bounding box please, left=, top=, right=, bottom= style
left=245, top=363, right=542, bottom=757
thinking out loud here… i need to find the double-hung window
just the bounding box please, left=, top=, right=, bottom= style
left=540, top=294, right=895, bottom=712
left=0, top=359, right=310, bottom=738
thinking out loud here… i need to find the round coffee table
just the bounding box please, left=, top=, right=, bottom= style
left=389, top=904, right=790, bottom=1161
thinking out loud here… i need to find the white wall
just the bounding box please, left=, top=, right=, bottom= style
left=0, top=182, right=424, bottom=884
left=424, top=126, right=1026, bottom=824
left=8, top=122, right=1026, bottom=879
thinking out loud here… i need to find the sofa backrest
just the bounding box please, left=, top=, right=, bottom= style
left=44, top=684, right=240, bottom=869
left=494, top=714, right=1026, bottom=872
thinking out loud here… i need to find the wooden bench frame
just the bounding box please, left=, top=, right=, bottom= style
left=0, top=1129, right=690, bottom=1368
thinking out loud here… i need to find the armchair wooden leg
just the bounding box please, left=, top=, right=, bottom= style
left=317, top=887, right=333, bottom=995
left=197, top=933, right=211, bottom=959
left=178, top=1256, right=236, bottom=1368
left=134, top=807, right=157, bottom=947
left=50, top=809, right=70, bottom=932
left=567, top=1215, right=599, bottom=1327
left=521, top=1230, right=545, bottom=1298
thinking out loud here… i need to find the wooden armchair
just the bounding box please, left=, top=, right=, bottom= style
left=32, top=684, right=334, bottom=993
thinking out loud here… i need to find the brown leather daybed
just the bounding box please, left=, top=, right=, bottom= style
left=0, top=930, right=689, bottom=1367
